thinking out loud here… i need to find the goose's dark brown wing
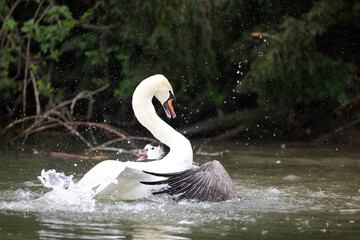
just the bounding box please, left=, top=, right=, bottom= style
left=140, top=160, right=239, bottom=202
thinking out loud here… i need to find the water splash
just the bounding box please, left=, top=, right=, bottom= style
left=38, top=169, right=74, bottom=189
left=0, top=169, right=96, bottom=213
left=1, top=167, right=358, bottom=226
left=36, top=169, right=96, bottom=212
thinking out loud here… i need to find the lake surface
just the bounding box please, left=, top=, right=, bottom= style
left=0, top=139, right=359, bottom=239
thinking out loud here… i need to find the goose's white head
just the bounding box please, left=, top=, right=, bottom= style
left=137, top=142, right=170, bottom=161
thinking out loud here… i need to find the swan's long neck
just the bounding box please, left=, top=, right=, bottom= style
left=132, top=83, right=183, bottom=147
left=131, top=75, right=193, bottom=171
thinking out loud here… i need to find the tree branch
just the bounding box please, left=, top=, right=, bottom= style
left=313, top=117, right=360, bottom=144
left=67, top=121, right=130, bottom=142
left=47, top=117, right=94, bottom=150
left=30, top=71, right=41, bottom=116
left=22, top=0, right=45, bottom=119
left=0, top=0, right=22, bottom=37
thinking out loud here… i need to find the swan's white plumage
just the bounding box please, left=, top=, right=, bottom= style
left=76, top=74, right=193, bottom=200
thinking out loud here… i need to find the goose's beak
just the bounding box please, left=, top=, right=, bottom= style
left=137, top=148, right=148, bottom=161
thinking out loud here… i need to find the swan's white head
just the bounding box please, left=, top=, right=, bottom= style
left=152, top=76, right=176, bottom=119
left=132, top=74, right=177, bottom=119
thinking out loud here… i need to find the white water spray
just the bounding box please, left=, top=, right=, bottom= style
left=36, top=169, right=96, bottom=212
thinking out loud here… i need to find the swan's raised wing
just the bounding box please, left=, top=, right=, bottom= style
left=76, top=160, right=125, bottom=194
left=76, top=160, right=155, bottom=200
left=140, top=160, right=239, bottom=202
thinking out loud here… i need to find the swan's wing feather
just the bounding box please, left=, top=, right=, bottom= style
left=141, top=160, right=239, bottom=202
left=140, top=171, right=194, bottom=185
left=77, top=160, right=155, bottom=199
left=95, top=166, right=154, bottom=197
left=142, top=170, right=181, bottom=177
left=76, top=160, right=126, bottom=193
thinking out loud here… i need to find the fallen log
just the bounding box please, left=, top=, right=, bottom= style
left=195, top=139, right=230, bottom=156
left=180, top=108, right=275, bottom=138
left=313, top=117, right=360, bottom=144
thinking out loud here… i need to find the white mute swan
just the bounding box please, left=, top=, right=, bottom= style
left=76, top=74, right=193, bottom=200
left=139, top=142, right=239, bottom=202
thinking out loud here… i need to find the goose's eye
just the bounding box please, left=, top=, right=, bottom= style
left=151, top=147, right=154, bottom=150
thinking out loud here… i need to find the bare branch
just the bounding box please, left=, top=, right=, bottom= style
left=93, top=146, right=137, bottom=156
left=30, top=71, right=41, bottom=116
left=2, top=115, right=37, bottom=134
left=76, top=21, right=119, bottom=31
left=251, top=32, right=281, bottom=41
left=52, top=83, right=109, bottom=114
left=47, top=117, right=94, bottom=150
left=23, top=0, right=46, bottom=119
left=36, top=151, right=109, bottom=160
left=95, top=137, right=125, bottom=149
left=195, top=139, right=230, bottom=157
left=128, top=136, right=157, bottom=142
left=313, top=117, right=360, bottom=144
left=67, top=121, right=130, bottom=142
left=31, top=123, right=62, bottom=134
left=213, top=125, right=246, bottom=140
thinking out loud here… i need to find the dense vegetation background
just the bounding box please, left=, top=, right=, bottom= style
left=1, top=0, right=359, bottom=144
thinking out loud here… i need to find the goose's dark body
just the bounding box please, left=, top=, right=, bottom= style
left=141, top=160, right=239, bottom=202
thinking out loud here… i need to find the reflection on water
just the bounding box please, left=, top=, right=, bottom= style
left=0, top=141, right=359, bottom=239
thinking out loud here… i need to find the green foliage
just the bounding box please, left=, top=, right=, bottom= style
left=113, top=0, right=224, bottom=101
left=0, top=0, right=358, bottom=121
left=238, top=0, right=355, bottom=106
left=20, top=6, right=76, bottom=59
left=203, top=89, right=226, bottom=107
left=0, top=1, right=76, bottom=106
left=3, top=18, right=17, bottom=31
left=84, top=0, right=251, bottom=104
left=37, top=79, right=54, bottom=96
left=114, top=78, right=135, bottom=100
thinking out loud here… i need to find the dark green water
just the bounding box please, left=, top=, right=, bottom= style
left=0, top=140, right=359, bottom=239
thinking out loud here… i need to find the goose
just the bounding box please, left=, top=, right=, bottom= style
left=138, top=142, right=240, bottom=202
left=137, top=142, right=170, bottom=161
left=76, top=74, right=193, bottom=200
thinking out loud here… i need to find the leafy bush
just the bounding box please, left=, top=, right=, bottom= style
left=0, top=0, right=358, bottom=123
left=238, top=0, right=355, bottom=106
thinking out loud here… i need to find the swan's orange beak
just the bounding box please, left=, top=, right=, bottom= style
left=163, top=92, right=176, bottom=119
